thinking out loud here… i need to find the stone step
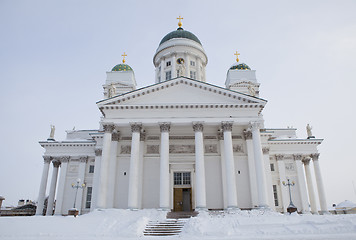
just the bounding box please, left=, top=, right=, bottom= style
left=143, top=219, right=187, bottom=237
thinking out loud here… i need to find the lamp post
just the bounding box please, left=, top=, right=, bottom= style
left=69, top=178, right=85, bottom=217
left=282, top=178, right=297, bottom=213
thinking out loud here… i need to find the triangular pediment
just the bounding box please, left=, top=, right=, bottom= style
left=97, top=77, right=267, bottom=107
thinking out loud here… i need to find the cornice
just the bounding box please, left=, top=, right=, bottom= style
left=268, top=139, right=323, bottom=145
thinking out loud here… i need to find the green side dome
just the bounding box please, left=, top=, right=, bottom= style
left=230, top=63, right=251, bottom=70
left=159, top=27, right=202, bottom=45
left=111, top=64, right=133, bottom=72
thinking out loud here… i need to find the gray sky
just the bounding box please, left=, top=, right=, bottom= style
left=0, top=0, right=355, bottom=207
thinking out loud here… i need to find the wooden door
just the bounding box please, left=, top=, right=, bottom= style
left=173, top=188, right=183, bottom=211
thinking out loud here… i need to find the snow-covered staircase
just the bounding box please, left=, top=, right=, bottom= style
left=143, top=219, right=187, bottom=237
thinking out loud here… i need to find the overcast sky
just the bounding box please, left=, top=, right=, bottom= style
left=0, top=0, right=355, bottom=208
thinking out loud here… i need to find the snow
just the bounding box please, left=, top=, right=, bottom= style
left=0, top=209, right=356, bottom=240
left=336, top=200, right=356, bottom=209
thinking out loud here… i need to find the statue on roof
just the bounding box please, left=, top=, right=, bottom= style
left=108, top=83, right=116, bottom=98
left=48, top=125, right=55, bottom=140
left=306, top=124, right=314, bottom=138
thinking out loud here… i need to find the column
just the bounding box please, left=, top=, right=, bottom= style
left=138, top=130, right=145, bottom=208
left=185, top=54, right=190, bottom=78
left=76, top=156, right=87, bottom=214
left=221, top=122, right=238, bottom=209
left=196, top=57, right=201, bottom=81
left=193, top=122, right=207, bottom=210
left=311, top=153, right=328, bottom=214
left=107, top=131, right=119, bottom=208
left=276, top=155, right=288, bottom=212
left=97, top=123, right=114, bottom=209
left=263, top=147, right=275, bottom=209
left=128, top=123, right=142, bottom=210
left=218, top=130, right=227, bottom=208
left=159, top=123, right=170, bottom=210
left=303, top=157, right=318, bottom=214
left=251, top=122, right=268, bottom=208
left=46, top=159, right=61, bottom=215
left=36, top=156, right=51, bottom=215
left=54, top=156, right=70, bottom=215
left=171, top=55, right=176, bottom=78
left=244, top=129, right=258, bottom=208
left=91, top=149, right=102, bottom=211
left=160, top=58, right=165, bottom=82
left=293, top=154, right=310, bottom=213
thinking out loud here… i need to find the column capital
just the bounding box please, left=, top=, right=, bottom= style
left=243, top=129, right=252, bottom=140
left=52, top=160, right=61, bottom=168
left=250, top=121, right=262, bottom=130
left=221, top=121, right=233, bottom=132
left=59, top=156, right=70, bottom=163
left=310, top=153, right=320, bottom=161
left=193, top=122, right=204, bottom=132
left=275, top=154, right=284, bottom=161
left=103, top=123, right=115, bottom=133
left=79, top=156, right=88, bottom=163
left=43, top=156, right=52, bottom=163
left=293, top=154, right=303, bottom=161
left=302, top=157, right=311, bottom=165
left=130, top=123, right=142, bottom=133
left=262, top=147, right=270, bottom=155
left=159, top=122, right=171, bottom=132
left=112, top=131, right=120, bottom=141
left=95, top=149, right=102, bottom=156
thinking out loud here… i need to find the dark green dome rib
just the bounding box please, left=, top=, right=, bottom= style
left=111, top=64, right=133, bottom=72
left=159, top=27, right=202, bottom=45
left=230, top=63, right=251, bottom=70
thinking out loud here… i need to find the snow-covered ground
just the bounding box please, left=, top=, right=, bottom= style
left=0, top=209, right=356, bottom=240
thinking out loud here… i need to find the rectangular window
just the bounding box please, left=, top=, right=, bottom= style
left=165, top=71, right=171, bottom=80
left=166, top=61, right=171, bottom=67
left=273, top=185, right=278, bottom=206
left=190, top=71, right=196, bottom=79
left=190, top=61, right=195, bottom=66
left=174, top=172, right=191, bottom=185
left=89, top=165, right=94, bottom=173
left=85, top=187, right=92, bottom=208
left=270, top=163, right=275, bottom=172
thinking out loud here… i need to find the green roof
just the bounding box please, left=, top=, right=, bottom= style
left=159, top=27, right=201, bottom=45
left=230, top=63, right=251, bottom=70
left=111, top=64, right=133, bottom=72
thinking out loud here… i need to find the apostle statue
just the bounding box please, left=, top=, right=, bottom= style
left=48, top=125, right=55, bottom=140
left=108, top=83, right=116, bottom=98
left=177, top=63, right=186, bottom=77
left=248, top=85, right=256, bottom=96
left=306, top=124, right=314, bottom=138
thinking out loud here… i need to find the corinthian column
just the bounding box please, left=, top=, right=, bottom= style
left=222, top=122, right=238, bottom=209
left=276, top=155, right=288, bottom=212
left=128, top=123, right=142, bottom=210
left=36, top=156, right=51, bottom=215
left=244, top=129, right=258, bottom=208
left=107, top=131, right=120, bottom=208
left=303, top=157, right=318, bottom=214
left=193, top=122, right=207, bottom=210
left=97, top=123, right=115, bottom=209
left=76, top=156, right=88, bottom=213
left=159, top=123, right=171, bottom=210
left=251, top=122, right=268, bottom=208
left=91, top=149, right=102, bottom=211
left=55, top=156, right=70, bottom=215
left=311, top=153, right=328, bottom=214
left=46, top=159, right=61, bottom=215
left=293, top=154, right=310, bottom=213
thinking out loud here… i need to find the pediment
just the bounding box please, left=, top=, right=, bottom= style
left=97, top=77, right=267, bottom=108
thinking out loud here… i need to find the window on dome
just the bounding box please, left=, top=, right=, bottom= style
left=190, top=61, right=195, bottom=66
left=190, top=71, right=196, bottom=79
left=166, top=71, right=171, bottom=80
left=166, top=61, right=171, bottom=67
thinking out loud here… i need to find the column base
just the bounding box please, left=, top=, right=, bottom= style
left=319, top=210, right=330, bottom=215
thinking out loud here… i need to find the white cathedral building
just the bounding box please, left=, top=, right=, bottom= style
left=36, top=19, right=328, bottom=216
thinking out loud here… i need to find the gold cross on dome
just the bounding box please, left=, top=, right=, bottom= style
left=122, top=52, right=127, bottom=63
left=234, top=51, right=240, bottom=62
left=177, top=15, right=183, bottom=28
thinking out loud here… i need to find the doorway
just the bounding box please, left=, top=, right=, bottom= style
left=173, top=188, right=192, bottom=212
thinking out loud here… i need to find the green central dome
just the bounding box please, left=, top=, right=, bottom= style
left=230, top=63, right=251, bottom=70
left=112, top=64, right=133, bottom=72
left=159, top=27, right=202, bottom=45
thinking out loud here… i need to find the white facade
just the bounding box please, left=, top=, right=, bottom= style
left=36, top=23, right=328, bottom=216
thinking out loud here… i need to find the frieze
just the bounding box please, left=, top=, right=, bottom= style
left=232, top=135, right=242, bottom=139
left=95, top=149, right=102, bottom=156
left=159, top=123, right=171, bottom=132
left=121, top=137, right=132, bottom=141
left=233, top=144, right=244, bottom=153
left=121, top=145, right=131, bottom=154
left=147, top=145, right=159, bottom=154
left=169, top=145, right=195, bottom=154
left=205, top=144, right=218, bottom=153
left=103, top=123, right=115, bottom=133
left=147, top=136, right=160, bottom=140
left=204, top=136, right=217, bottom=140
left=170, top=136, right=195, bottom=140
left=221, top=122, right=233, bottom=132
left=192, top=122, right=204, bottom=132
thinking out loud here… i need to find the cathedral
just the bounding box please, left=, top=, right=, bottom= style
left=36, top=18, right=328, bottom=216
